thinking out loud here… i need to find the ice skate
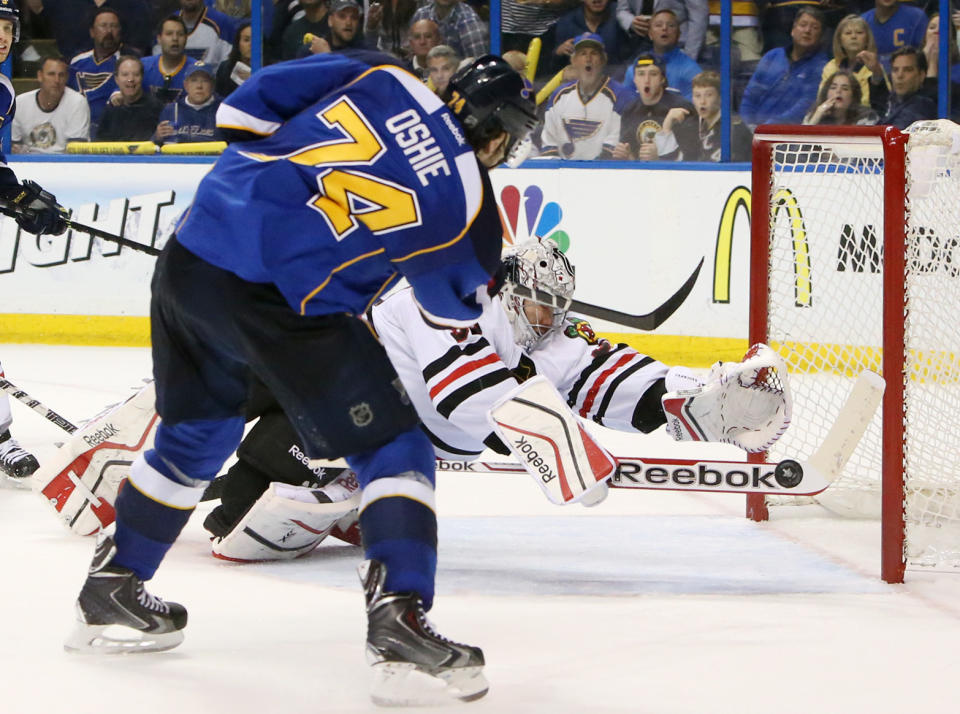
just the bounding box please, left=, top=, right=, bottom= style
left=0, top=430, right=39, bottom=485
left=64, top=534, right=187, bottom=654
left=360, top=559, right=488, bottom=706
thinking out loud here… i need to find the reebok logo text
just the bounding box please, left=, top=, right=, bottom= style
left=515, top=436, right=558, bottom=483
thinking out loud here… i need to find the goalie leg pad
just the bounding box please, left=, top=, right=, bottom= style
left=488, top=376, right=615, bottom=505
left=211, top=473, right=361, bottom=562
left=34, top=381, right=159, bottom=535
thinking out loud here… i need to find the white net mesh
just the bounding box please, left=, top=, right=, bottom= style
left=759, top=120, right=960, bottom=572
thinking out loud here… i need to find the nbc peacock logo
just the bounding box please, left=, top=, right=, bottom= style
left=497, top=185, right=570, bottom=252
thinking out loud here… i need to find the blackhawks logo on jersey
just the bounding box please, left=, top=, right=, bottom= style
left=565, top=318, right=599, bottom=344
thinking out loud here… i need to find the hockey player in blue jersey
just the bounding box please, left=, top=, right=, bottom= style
left=0, top=0, right=69, bottom=482
left=65, top=51, right=536, bottom=705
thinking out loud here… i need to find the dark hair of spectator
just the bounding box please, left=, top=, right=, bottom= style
left=157, top=14, right=188, bottom=37
left=892, top=45, right=927, bottom=74
left=651, top=8, right=678, bottom=22
left=811, top=69, right=870, bottom=121
left=928, top=14, right=960, bottom=64
left=40, top=55, right=69, bottom=71
left=90, top=7, right=121, bottom=28
left=227, top=21, right=251, bottom=64
left=794, top=7, right=825, bottom=29
left=115, top=54, right=144, bottom=76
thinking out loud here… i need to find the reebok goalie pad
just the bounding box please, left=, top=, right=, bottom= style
left=212, top=476, right=361, bottom=562
left=488, top=376, right=615, bottom=505
left=34, top=381, right=158, bottom=535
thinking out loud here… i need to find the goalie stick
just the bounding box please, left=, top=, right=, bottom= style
left=295, top=371, right=884, bottom=498
left=0, top=199, right=162, bottom=257
left=510, top=258, right=703, bottom=331
left=0, top=378, right=78, bottom=434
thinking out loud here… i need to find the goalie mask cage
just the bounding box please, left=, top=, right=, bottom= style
left=748, top=121, right=960, bottom=584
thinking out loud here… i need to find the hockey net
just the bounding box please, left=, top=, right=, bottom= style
left=749, top=121, right=960, bottom=583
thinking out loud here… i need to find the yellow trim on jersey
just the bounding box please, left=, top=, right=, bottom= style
left=363, top=272, right=399, bottom=316
left=299, top=247, right=386, bottom=315
left=215, top=122, right=273, bottom=135
left=126, top=477, right=197, bottom=511
left=158, top=55, right=187, bottom=78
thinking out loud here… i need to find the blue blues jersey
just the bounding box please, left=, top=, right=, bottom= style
left=69, top=50, right=120, bottom=126
left=177, top=54, right=501, bottom=327
left=141, top=55, right=199, bottom=104
left=0, top=74, right=16, bottom=187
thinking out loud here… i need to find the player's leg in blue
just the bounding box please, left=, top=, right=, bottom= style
left=64, top=417, right=243, bottom=655
left=347, top=428, right=488, bottom=705
left=348, top=426, right=438, bottom=606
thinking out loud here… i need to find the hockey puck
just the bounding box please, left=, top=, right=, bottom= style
left=774, top=459, right=803, bottom=488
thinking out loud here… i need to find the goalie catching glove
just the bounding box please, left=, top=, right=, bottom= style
left=662, top=343, right=792, bottom=453
left=0, top=180, right=69, bottom=236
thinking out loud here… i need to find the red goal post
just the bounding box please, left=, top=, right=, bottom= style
left=748, top=122, right=960, bottom=584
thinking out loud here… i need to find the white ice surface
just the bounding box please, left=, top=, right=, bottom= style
left=3, top=344, right=960, bottom=714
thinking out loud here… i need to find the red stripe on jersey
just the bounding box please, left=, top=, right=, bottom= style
left=579, top=353, right=636, bottom=417
left=428, top=353, right=501, bottom=400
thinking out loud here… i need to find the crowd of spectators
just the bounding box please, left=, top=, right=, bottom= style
left=6, top=0, right=960, bottom=158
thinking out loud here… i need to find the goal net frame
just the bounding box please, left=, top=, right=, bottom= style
left=748, top=125, right=909, bottom=583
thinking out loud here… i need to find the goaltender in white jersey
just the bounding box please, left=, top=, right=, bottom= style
left=34, top=239, right=792, bottom=560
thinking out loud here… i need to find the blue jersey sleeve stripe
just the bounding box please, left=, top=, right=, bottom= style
left=216, top=103, right=282, bottom=135
left=376, top=66, right=444, bottom=114
left=299, top=247, right=387, bottom=315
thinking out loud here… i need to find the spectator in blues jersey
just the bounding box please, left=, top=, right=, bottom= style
left=69, top=8, right=124, bottom=132
left=164, top=0, right=235, bottom=67
left=142, top=15, right=198, bottom=103
left=154, top=62, right=221, bottom=144
left=739, top=7, right=828, bottom=127
left=406, top=19, right=441, bottom=80
left=819, top=14, right=887, bottom=110
left=33, top=0, right=153, bottom=58
left=552, top=0, right=628, bottom=74
left=364, top=0, right=418, bottom=58
left=13, top=56, right=90, bottom=153
left=96, top=55, right=165, bottom=140
left=411, top=0, right=487, bottom=60
left=540, top=33, right=626, bottom=159
left=870, top=45, right=937, bottom=128
left=622, top=8, right=702, bottom=99
left=214, top=20, right=249, bottom=97
left=614, top=53, right=696, bottom=160
left=862, top=0, right=927, bottom=68
left=280, top=0, right=328, bottom=60
left=426, top=44, right=459, bottom=95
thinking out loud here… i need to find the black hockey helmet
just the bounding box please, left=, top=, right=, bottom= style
left=444, top=55, right=537, bottom=164
left=0, top=0, right=19, bottom=42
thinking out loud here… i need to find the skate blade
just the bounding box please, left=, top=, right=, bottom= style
left=0, top=473, right=33, bottom=490
left=370, top=662, right=488, bottom=707
left=64, top=622, right=185, bottom=655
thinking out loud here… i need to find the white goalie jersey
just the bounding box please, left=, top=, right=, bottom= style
left=370, top=286, right=670, bottom=460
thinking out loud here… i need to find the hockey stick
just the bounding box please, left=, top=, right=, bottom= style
left=0, top=378, right=78, bottom=434
left=287, top=371, right=884, bottom=499
left=0, top=199, right=162, bottom=257
left=512, top=258, right=703, bottom=331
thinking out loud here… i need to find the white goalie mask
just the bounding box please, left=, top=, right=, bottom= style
left=500, top=238, right=576, bottom=351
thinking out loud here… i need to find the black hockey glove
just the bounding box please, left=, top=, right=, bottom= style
left=1, top=180, right=69, bottom=236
